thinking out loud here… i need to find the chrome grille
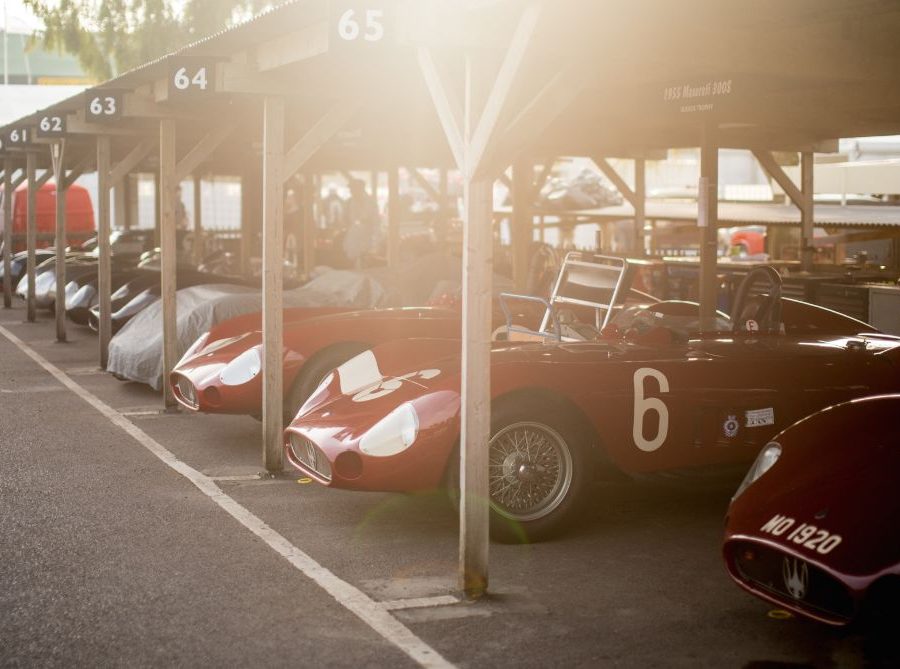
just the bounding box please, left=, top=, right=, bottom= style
left=176, top=376, right=199, bottom=409
left=289, top=434, right=332, bottom=482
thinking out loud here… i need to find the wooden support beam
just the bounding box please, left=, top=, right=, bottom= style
left=302, top=174, right=315, bottom=277
left=159, top=120, right=178, bottom=409
left=467, top=3, right=542, bottom=177
left=254, top=23, right=329, bottom=71
left=25, top=152, right=37, bottom=322
left=66, top=109, right=147, bottom=137
left=800, top=151, right=814, bottom=272
left=482, top=62, right=587, bottom=177
left=97, top=136, right=112, bottom=368
left=459, top=177, right=493, bottom=599
left=35, top=170, right=53, bottom=189
left=496, top=172, right=512, bottom=190
left=417, top=47, right=465, bottom=171
left=174, top=123, right=236, bottom=183
left=387, top=166, right=401, bottom=267
left=62, top=155, right=93, bottom=190
left=699, top=130, right=719, bottom=332
left=407, top=168, right=440, bottom=202
left=262, top=96, right=285, bottom=473
left=114, top=180, right=127, bottom=231
left=153, top=170, right=161, bottom=247
left=592, top=157, right=637, bottom=207
left=3, top=156, right=13, bottom=308
left=282, top=105, right=358, bottom=180
left=634, top=158, right=646, bottom=256
left=193, top=174, right=204, bottom=266
left=109, top=139, right=154, bottom=186
left=51, top=141, right=67, bottom=342
left=752, top=149, right=803, bottom=208
left=511, top=160, right=532, bottom=290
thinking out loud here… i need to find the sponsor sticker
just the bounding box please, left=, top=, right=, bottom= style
left=745, top=407, right=775, bottom=428
left=722, top=415, right=740, bottom=438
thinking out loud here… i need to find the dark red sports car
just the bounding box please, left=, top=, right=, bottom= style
left=723, top=393, right=900, bottom=625
left=283, top=259, right=900, bottom=542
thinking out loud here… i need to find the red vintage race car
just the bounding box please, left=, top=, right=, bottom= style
left=283, top=257, right=900, bottom=542
left=723, top=393, right=900, bottom=626
left=168, top=255, right=659, bottom=419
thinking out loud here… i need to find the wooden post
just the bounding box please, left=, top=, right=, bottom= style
left=302, top=173, right=315, bottom=277
left=387, top=166, right=401, bottom=267
left=262, top=96, right=285, bottom=472
left=459, top=176, right=493, bottom=599
left=153, top=169, right=162, bottom=248
left=698, top=129, right=719, bottom=331
left=511, top=160, right=532, bottom=290
left=51, top=141, right=67, bottom=342
left=634, top=158, right=646, bottom=256
left=114, top=179, right=126, bottom=231
left=159, top=120, right=178, bottom=409
left=800, top=151, right=814, bottom=272
left=439, top=167, right=449, bottom=224
left=193, top=174, right=204, bottom=265
left=2, top=157, right=13, bottom=308
left=97, top=136, right=112, bottom=367
left=25, top=152, right=37, bottom=323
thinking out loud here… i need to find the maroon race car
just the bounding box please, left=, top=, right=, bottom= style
left=168, top=255, right=657, bottom=420
left=723, top=393, right=900, bottom=626
left=283, top=259, right=900, bottom=542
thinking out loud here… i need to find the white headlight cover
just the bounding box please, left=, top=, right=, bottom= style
left=219, top=346, right=262, bottom=386
left=359, top=402, right=419, bottom=457
left=65, top=281, right=80, bottom=301
left=733, top=442, right=782, bottom=500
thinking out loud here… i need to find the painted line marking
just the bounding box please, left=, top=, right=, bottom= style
left=0, top=385, right=64, bottom=394
left=119, top=409, right=164, bottom=417
left=209, top=474, right=262, bottom=482
left=382, top=596, right=460, bottom=611
left=0, top=324, right=454, bottom=669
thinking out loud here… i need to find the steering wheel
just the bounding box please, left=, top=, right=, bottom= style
left=731, top=266, right=782, bottom=334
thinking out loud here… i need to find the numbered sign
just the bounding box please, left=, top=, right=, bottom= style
left=6, top=127, right=31, bottom=146
left=36, top=114, right=67, bottom=138
left=168, top=58, right=217, bottom=99
left=331, top=1, right=390, bottom=48
left=85, top=90, right=124, bottom=122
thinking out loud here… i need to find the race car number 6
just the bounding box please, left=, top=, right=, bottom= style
left=633, top=368, right=669, bottom=452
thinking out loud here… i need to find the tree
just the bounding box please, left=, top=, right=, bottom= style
left=24, top=0, right=271, bottom=82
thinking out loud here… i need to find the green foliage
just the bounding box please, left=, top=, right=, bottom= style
left=24, top=0, right=272, bottom=81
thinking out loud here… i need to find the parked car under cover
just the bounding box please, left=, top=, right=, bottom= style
left=282, top=258, right=900, bottom=542
left=723, top=393, right=900, bottom=626
left=168, top=254, right=528, bottom=418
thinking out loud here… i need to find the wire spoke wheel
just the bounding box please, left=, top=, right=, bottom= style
left=488, top=421, right=574, bottom=523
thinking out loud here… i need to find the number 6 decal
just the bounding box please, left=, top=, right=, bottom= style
left=633, top=367, right=669, bottom=452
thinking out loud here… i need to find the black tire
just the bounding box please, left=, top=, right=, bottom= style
left=283, top=342, right=370, bottom=424
left=447, top=397, right=592, bottom=543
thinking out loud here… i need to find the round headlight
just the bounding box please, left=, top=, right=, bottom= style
left=733, top=442, right=782, bottom=500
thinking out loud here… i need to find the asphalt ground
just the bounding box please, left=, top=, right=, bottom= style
left=1, top=302, right=898, bottom=668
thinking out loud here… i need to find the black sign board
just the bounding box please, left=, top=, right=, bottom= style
left=168, top=57, right=218, bottom=99
left=36, top=114, right=68, bottom=138
left=6, top=126, right=31, bottom=146
left=330, top=1, right=393, bottom=50
left=85, top=90, right=125, bottom=122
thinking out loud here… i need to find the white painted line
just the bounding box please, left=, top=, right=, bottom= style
left=209, top=474, right=262, bottom=482
left=0, top=386, right=64, bottom=394
left=119, top=409, right=163, bottom=417
left=0, top=325, right=454, bottom=669
left=382, top=595, right=460, bottom=611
